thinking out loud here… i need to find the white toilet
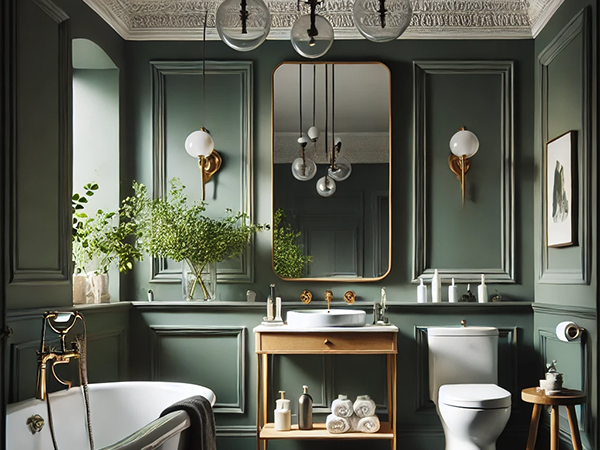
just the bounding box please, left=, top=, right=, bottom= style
left=428, top=326, right=511, bottom=450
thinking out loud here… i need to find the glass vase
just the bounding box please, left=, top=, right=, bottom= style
left=182, top=260, right=217, bottom=301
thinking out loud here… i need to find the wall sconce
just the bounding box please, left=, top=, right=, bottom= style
left=185, top=129, right=222, bottom=201
left=448, top=127, right=479, bottom=206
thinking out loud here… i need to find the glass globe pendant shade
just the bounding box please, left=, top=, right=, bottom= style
left=328, top=156, right=352, bottom=181
left=291, top=14, right=334, bottom=59
left=185, top=128, right=215, bottom=157
left=292, top=157, right=317, bottom=181
left=307, top=126, right=320, bottom=142
left=216, top=0, right=271, bottom=51
left=316, top=175, right=337, bottom=197
left=353, top=0, right=412, bottom=43
left=449, top=129, right=479, bottom=158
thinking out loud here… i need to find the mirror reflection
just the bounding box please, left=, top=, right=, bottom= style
left=272, top=62, right=391, bottom=281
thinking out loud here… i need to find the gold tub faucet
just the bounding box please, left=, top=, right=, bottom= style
left=36, top=311, right=85, bottom=400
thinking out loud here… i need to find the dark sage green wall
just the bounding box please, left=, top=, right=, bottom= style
left=533, top=1, right=597, bottom=449
left=125, top=38, right=535, bottom=304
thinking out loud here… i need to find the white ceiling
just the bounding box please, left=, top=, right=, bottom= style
left=84, top=0, right=565, bottom=41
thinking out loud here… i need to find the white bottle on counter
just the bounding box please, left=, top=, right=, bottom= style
left=448, top=278, right=458, bottom=303
left=274, top=391, right=291, bottom=431
left=431, top=269, right=441, bottom=303
left=417, top=278, right=428, bottom=303
left=477, top=274, right=488, bottom=303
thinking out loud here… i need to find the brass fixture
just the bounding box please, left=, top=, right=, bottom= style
left=197, top=148, right=223, bottom=201
left=325, top=289, right=333, bottom=310
left=300, top=289, right=313, bottom=304
left=344, top=290, right=356, bottom=304
left=26, top=415, right=45, bottom=434
left=448, top=126, right=479, bottom=207
left=36, top=312, right=85, bottom=401
left=461, top=319, right=466, bottom=327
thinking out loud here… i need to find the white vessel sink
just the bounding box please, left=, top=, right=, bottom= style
left=286, top=309, right=366, bottom=328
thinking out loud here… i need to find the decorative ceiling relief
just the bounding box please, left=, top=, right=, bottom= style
left=84, top=0, right=564, bottom=40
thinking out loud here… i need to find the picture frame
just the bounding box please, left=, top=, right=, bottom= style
left=546, top=131, right=577, bottom=248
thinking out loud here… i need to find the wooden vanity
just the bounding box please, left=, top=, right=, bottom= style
left=254, top=324, right=398, bottom=450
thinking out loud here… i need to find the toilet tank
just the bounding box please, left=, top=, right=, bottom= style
left=428, top=326, right=499, bottom=404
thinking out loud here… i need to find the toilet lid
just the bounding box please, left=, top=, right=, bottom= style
left=440, top=384, right=511, bottom=409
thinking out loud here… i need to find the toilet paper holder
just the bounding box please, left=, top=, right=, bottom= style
left=556, top=321, right=584, bottom=342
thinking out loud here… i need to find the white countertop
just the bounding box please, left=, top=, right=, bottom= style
left=253, top=323, right=398, bottom=333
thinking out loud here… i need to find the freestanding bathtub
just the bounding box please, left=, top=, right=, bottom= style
left=7, top=381, right=216, bottom=450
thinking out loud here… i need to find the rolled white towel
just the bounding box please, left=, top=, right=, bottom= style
left=331, top=394, right=353, bottom=418
left=353, top=395, right=376, bottom=418
left=357, top=415, right=380, bottom=433
left=326, top=414, right=350, bottom=434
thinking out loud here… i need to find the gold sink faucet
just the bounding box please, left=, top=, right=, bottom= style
left=325, top=290, right=333, bottom=310
left=36, top=311, right=86, bottom=400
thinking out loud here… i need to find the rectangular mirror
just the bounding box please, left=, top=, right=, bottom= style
left=272, top=62, right=391, bottom=281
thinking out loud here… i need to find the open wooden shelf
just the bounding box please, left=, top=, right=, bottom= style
left=259, top=422, right=394, bottom=440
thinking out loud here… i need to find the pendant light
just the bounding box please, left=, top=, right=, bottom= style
left=216, top=0, right=271, bottom=51
left=184, top=12, right=222, bottom=201
left=353, top=0, right=412, bottom=43
left=327, top=64, right=352, bottom=182
left=292, top=64, right=317, bottom=181
left=316, top=64, right=336, bottom=197
left=291, top=0, right=334, bottom=59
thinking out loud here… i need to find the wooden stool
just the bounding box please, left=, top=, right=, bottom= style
left=521, top=387, right=586, bottom=450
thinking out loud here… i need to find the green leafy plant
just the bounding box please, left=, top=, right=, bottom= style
left=273, top=208, right=312, bottom=278
left=72, top=183, right=142, bottom=275
left=122, top=178, right=269, bottom=298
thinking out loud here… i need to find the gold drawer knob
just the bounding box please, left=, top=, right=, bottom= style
left=324, top=339, right=331, bottom=344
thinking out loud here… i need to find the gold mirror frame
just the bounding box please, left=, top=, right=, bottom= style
left=271, top=61, right=392, bottom=282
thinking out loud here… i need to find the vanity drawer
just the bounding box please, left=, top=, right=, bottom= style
left=256, top=332, right=397, bottom=354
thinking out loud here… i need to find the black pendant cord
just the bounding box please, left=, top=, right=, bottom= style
left=202, top=10, right=207, bottom=129
left=312, top=64, right=316, bottom=127
left=299, top=64, right=303, bottom=138
left=324, top=63, right=328, bottom=159
left=377, top=0, right=387, bottom=28
left=240, top=0, right=249, bottom=34
left=331, top=64, right=336, bottom=170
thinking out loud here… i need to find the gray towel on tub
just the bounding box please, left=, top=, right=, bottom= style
left=160, top=395, right=216, bottom=450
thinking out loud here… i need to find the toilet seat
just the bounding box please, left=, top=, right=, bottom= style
left=440, top=384, right=511, bottom=409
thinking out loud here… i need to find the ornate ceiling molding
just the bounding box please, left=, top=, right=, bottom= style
left=83, top=0, right=565, bottom=41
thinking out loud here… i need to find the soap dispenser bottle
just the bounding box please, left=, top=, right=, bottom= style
left=477, top=274, right=488, bottom=303
left=274, top=391, right=291, bottom=431
left=298, top=385, right=313, bottom=430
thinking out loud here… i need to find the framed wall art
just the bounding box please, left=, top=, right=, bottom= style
left=546, top=131, right=577, bottom=248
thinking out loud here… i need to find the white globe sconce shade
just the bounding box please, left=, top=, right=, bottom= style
left=448, top=127, right=479, bottom=207
left=184, top=127, right=222, bottom=201
left=216, top=0, right=271, bottom=51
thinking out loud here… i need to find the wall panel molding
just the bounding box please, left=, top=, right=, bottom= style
left=537, top=7, right=591, bottom=285
left=149, top=325, right=246, bottom=414
left=538, top=328, right=591, bottom=438
left=86, top=328, right=127, bottom=381
left=532, top=303, right=596, bottom=320
left=412, top=60, right=515, bottom=284
left=9, top=0, right=72, bottom=292
left=150, top=60, right=254, bottom=284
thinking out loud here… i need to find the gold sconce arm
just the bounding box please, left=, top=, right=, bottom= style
left=198, top=150, right=222, bottom=201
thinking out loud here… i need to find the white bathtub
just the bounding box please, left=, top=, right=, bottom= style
left=7, top=381, right=216, bottom=450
